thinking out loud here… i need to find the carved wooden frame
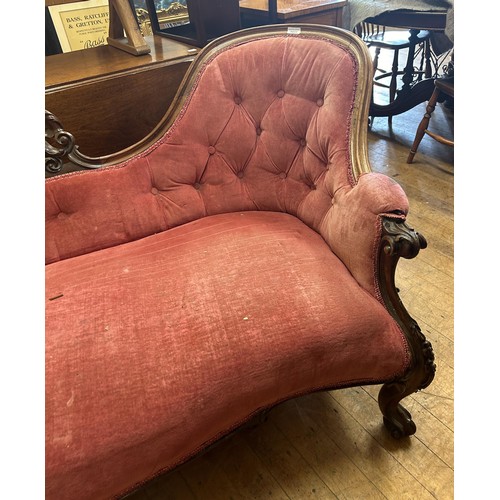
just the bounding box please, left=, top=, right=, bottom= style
left=45, top=25, right=436, bottom=438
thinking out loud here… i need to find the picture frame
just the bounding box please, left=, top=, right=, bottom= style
left=47, top=0, right=111, bottom=53
left=47, top=0, right=150, bottom=55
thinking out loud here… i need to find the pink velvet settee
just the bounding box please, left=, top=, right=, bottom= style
left=45, top=24, right=436, bottom=499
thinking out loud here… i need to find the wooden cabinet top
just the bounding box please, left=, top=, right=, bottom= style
left=239, top=0, right=347, bottom=20
left=45, top=35, right=199, bottom=90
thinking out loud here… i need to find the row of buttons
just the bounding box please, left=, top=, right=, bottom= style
left=149, top=171, right=321, bottom=194
left=233, top=91, right=324, bottom=107
left=206, top=136, right=308, bottom=155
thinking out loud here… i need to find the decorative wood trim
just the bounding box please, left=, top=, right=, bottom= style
left=45, top=111, right=75, bottom=174
left=376, top=215, right=436, bottom=438
left=45, top=110, right=105, bottom=173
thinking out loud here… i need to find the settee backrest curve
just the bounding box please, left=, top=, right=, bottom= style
left=46, top=25, right=401, bottom=287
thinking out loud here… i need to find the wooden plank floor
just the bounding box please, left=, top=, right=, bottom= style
left=125, top=64, right=454, bottom=500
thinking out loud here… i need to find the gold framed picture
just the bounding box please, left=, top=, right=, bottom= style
left=134, top=1, right=190, bottom=37
left=48, top=0, right=110, bottom=53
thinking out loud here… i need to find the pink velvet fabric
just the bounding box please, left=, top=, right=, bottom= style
left=46, top=212, right=409, bottom=500
left=45, top=31, right=412, bottom=499
left=45, top=34, right=408, bottom=294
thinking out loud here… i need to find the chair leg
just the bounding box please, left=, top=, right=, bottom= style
left=424, top=40, right=432, bottom=79
left=373, top=47, right=381, bottom=75
left=407, top=85, right=441, bottom=164
left=389, top=49, right=399, bottom=104
left=386, top=49, right=400, bottom=127
left=415, top=40, right=430, bottom=82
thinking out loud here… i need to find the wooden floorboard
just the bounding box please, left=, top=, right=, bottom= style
left=125, top=59, right=454, bottom=499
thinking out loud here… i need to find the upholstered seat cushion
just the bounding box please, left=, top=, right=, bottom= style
left=45, top=211, right=409, bottom=500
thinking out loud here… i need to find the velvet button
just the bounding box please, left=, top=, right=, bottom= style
left=256, top=127, right=262, bottom=136
left=234, top=96, right=242, bottom=105
left=57, top=212, right=67, bottom=220
left=208, top=146, right=216, bottom=155
left=300, top=139, right=306, bottom=147
left=277, top=89, right=285, bottom=98
left=316, top=98, right=324, bottom=107
left=194, top=182, right=202, bottom=190
left=237, top=171, right=244, bottom=179
left=151, top=187, right=159, bottom=195
left=279, top=172, right=287, bottom=179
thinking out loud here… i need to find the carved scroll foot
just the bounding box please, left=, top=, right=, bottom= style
left=378, top=384, right=416, bottom=439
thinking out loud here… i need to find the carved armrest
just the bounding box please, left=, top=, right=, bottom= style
left=377, top=215, right=436, bottom=438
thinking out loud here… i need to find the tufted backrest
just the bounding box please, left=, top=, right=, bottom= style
left=46, top=25, right=376, bottom=264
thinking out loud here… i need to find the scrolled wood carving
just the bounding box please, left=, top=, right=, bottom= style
left=45, top=111, right=76, bottom=174
left=45, top=110, right=104, bottom=174
left=377, top=215, right=436, bottom=438
left=381, top=215, right=427, bottom=259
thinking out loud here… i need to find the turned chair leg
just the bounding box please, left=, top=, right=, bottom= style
left=424, top=39, right=432, bottom=79
left=373, top=46, right=381, bottom=76
left=389, top=49, right=399, bottom=104
left=386, top=49, right=401, bottom=127
left=416, top=39, right=432, bottom=82
left=406, top=84, right=440, bottom=164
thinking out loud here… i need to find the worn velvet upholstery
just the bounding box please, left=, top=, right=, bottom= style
left=46, top=30, right=411, bottom=499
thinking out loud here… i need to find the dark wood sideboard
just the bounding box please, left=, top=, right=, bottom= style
left=45, top=35, right=198, bottom=159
